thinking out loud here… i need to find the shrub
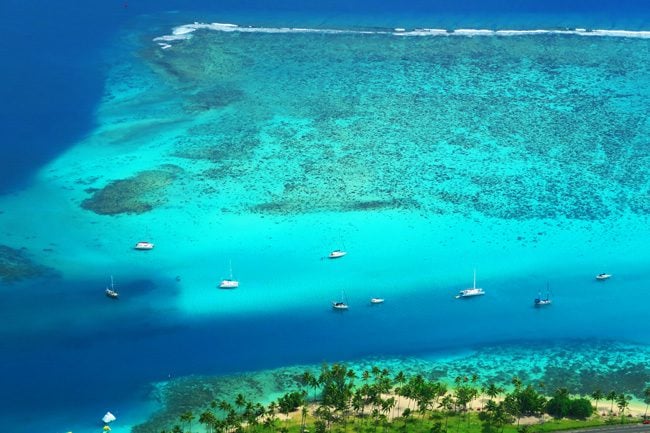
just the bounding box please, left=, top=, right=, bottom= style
left=569, top=398, right=593, bottom=419
left=546, top=395, right=593, bottom=419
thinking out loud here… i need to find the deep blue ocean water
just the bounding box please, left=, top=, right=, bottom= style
left=2, top=1, right=650, bottom=433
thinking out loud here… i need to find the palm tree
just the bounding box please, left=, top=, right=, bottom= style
left=485, top=383, right=504, bottom=401
left=301, top=371, right=316, bottom=402
left=468, top=386, right=479, bottom=427
left=464, top=375, right=478, bottom=413
left=439, top=394, right=454, bottom=431
left=617, top=393, right=630, bottom=422
left=199, top=410, right=217, bottom=433
left=243, top=401, right=258, bottom=433
left=643, top=386, right=650, bottom=418
left=435, top=382, right=448, bottom=407
left=300, top=405, right=308, bottom=433
left=591, top=389, right=604, bottom=414
left=503, top=392, right=520, bottom=427
left=381, top=397, right=396, bottom=422
left=235, top=393, right=247, bottom=411
left=265, top=401, right=278, bottom=429
left=480, top=399, right=499, bottom=433
left=179, top=411, right=195, bottom=433
left=493, top=403, right=514, bottom=433
left=347, top=368, right=358, bottom=392
left=606, top=390, right=618, bottom=414
left=393, top=371, right=406, bottom=418
left=351, top=388, right=363, bottom=419
left=218, top=399, right=233, bottom=413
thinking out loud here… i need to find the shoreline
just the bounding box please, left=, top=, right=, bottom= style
left=132, top=341, right=650, bottom=432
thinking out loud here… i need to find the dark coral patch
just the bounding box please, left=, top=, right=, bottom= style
left=185, top=86, right=245, bottom=112
left=81, top=165, right=183, bottom=215
left=249, top=197, right=418, bottom=215
left=0, top=245, right=57, bottom=283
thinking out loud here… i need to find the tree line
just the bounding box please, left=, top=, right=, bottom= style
left=156, top=363, right=650, bottom=433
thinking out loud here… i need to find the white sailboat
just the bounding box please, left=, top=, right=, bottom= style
left=219, top=260, right=239, bottom=289
left=455, top=269, right=485, bottom=299
left=534, top=284, right=552, bottom=306
left=332, top=291, right=349, bottom=310
left=105, top=276, right=118, bottom=299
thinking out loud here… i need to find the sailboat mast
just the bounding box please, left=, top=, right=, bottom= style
left=473, top=269, right=476, bottom=289
left=111, top=275, right=114, bottom=289
left=229, top=260, right=233, bottom=279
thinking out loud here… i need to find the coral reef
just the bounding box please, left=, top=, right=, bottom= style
left=81, top=165, right=183, bottom=215
left=143, top=32, right=650, bottom=219
left=0, top=244, right=56, bottom=283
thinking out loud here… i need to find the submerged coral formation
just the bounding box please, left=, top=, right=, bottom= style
left=0, top=244, right=56, bottom=282
left=81, top=165, right=183, bottom=215
left=138, top=31, right=650, bottom=219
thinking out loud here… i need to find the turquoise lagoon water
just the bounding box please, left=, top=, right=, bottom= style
left=1, top=8, right=650, bottom=433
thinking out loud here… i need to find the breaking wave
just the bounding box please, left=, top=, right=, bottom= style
left=153, top=21, right=650, bottom=49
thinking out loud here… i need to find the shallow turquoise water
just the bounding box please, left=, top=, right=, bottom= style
left=1, top=12, right=650, bottom=433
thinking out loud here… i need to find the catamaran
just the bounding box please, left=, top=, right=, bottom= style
left=455, top=270, right=485, bottom=299
left=105, top=276, right=118, bottom=299
left=219, top=260, right=239, bottom=289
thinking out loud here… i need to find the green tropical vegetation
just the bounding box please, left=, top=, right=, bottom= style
left=146, top=364, right=648, bottom=433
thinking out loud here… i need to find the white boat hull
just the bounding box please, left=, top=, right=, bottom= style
left=456, top=270, right=484, bottom=299
left=219, top=280, right=239, bottom=289
left=456, top=288, right=485, bottom=298
left=456, top=293, right=484, bottom=299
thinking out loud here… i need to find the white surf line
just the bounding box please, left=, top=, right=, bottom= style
left=153, top=22, right=650, bottom=49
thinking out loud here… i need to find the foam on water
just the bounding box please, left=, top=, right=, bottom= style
left=153, top=21, right=650, bottom=49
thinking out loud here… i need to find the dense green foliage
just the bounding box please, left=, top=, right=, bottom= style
left=149, top=363, right=646, bottom=433
left=545, top=388, right=593, bottom=419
